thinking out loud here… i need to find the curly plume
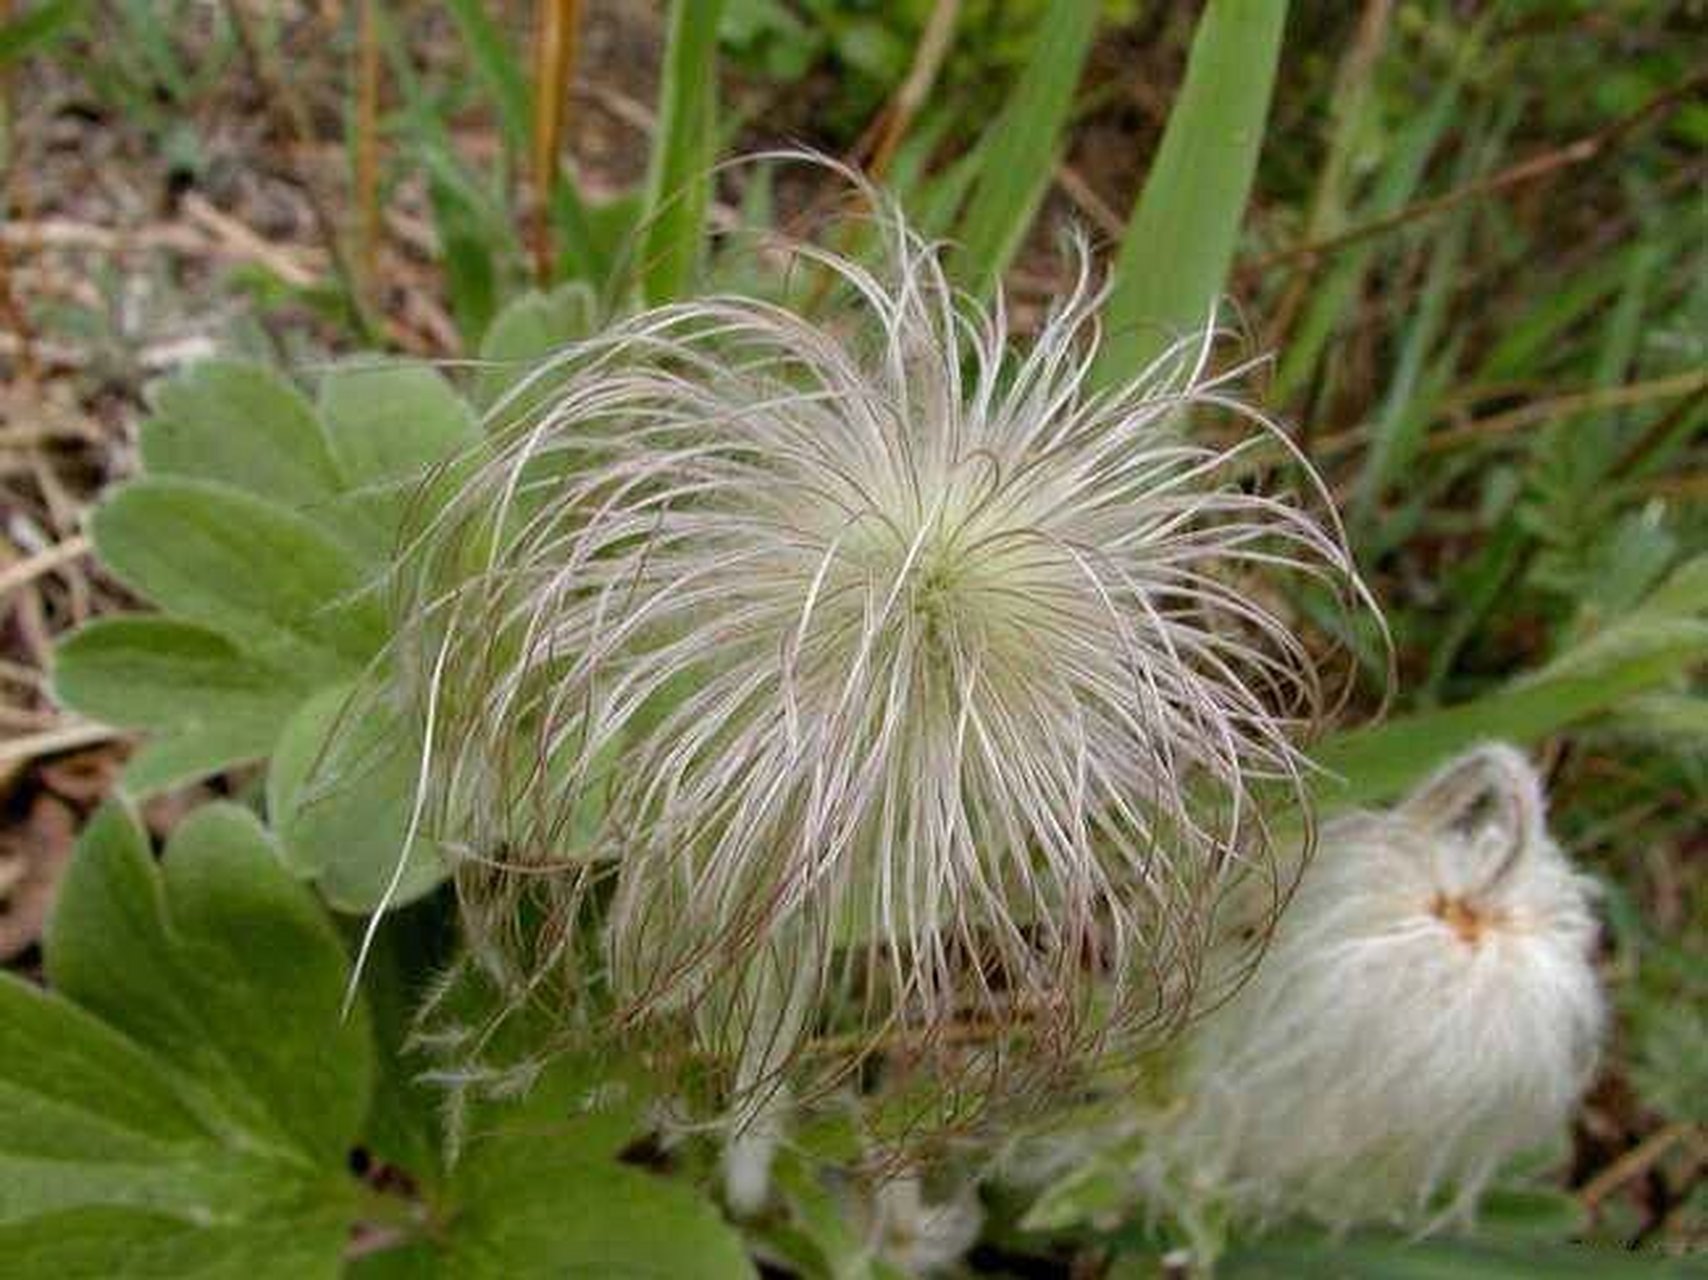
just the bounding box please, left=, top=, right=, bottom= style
left=385, top=168, right=1373, bottom=1115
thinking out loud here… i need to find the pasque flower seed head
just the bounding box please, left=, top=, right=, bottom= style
left=389, top=167, right=1372, bottom=1109
left=1149, top=744, right=1605, bottom=1229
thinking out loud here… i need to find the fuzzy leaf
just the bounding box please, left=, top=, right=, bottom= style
left=320, top=363, right=479, bottom=494
left=140, top=360, right=343, bottom=515
left=91, top=478, right=386, bottom=682
left=318, top=362, right=483, bottom=553
left=0, top=803, right=373, bottom=1278
left=473, top=282, right=598, bottom=409
left=52, top=617, right=313, bottom=794
left=430, top=1132, right=756, bottom=1278
left=268, top=684, right=450, bottom=914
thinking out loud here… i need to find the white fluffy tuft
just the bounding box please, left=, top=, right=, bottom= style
left=1149, top=743, right=1606, bottom=1229
left=868, top=1174, right=984, bottom=1275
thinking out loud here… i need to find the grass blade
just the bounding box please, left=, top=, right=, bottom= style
left=444, top=0, right=531, bottom=163
left=1091, top=0, right=1286, bottom=388
left=1271, top=68, right=1460, bottom=404
left=1352, top=103, right=1511, bottom=529
left=1314, top=641, right=1704, bottom=811
left=0, top=0, right=80, bottom=64
left=640, top=0, right=726, bottom=305
left=1317, top=556, right=1708, bottom=809
left=951, top=0, right=1099, bottom=297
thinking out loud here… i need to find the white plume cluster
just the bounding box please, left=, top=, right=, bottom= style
left=1148, top=743, right=1605, bottom=1229
left=388, top=164, right=1369, bottom=1110
left=867, top=1175, right=984, bottom=1274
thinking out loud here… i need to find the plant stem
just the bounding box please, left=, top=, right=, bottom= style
left=531, top=0, right=583, bottom=283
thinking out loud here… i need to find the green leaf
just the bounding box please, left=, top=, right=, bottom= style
left=430, top=1131, right=757, bottom=1278
left=1091, top=0, right=1286, bottom=387
left=320, top=362, right=479, bottom=494
left=1473, top=1187, right=1586, bottom=1243
left=368, top=960, right=753, bottom=1277
left=412, top=948, right=651, bottom=1153
left=1616, top=691, right=1708, bottom=743
left=268, top=684, right=450, bottom=914
left=351, top=1120, right=755, bottom=1278
left=764, top=1148, right=874, bottom=1279
left=1019, top=1139, right=1146, bottom=1234
left=443, top=0, right=530, bottom=161
left=140, top=359, right=344, bottom=515
left=1543, top=552, right=1708, bottom=681
left=0, top=803, right=372, bottom=1278
left=1353, top=106, right=1501, bottom=531
left=640, top=0, right=727, bottom=304
left=1220, top=1233, right=1701, bottom=1278
left=5, top=805, right=753, bottom=1278
left=473, top=282, right=598, bottom=410
left=1631, top=998, right=1708, bottom=1122
left=1474, top=239, right=1657, bottom=384
left=0, top=0, right=82, bottom=65
left=318, top=361, right=483, bottom=552
left=52, top=617, right=314, bottom=794
left=428, top=163, right=505, bottom=347
left=91, top=478, right=386, bottom=682
left=1272, top=27, right=1471, bottom=404
left=46, top=804, right=375, bottom=1160
left=352, top=900, right=458, bottom=1186
left=552, top=185, right=642, bottom=294
left=951, top=0, right=1099, bottom=297
left=1314, top=636, right=1706, bottom=811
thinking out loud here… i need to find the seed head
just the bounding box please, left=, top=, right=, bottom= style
left=1149, top=744, right=1605, bottom=1229
left=390, top=170, right=1369, bottom=1111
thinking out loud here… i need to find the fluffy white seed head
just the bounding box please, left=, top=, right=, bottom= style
left=1149, top=743, right=1605, bottom=1229
left=388, top=167, right=1370, bottom=1113
left=868, top=1174, right=984, bottom=1274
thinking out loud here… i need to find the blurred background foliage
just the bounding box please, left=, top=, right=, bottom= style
left=0, top=0, right=1703, bottom=1271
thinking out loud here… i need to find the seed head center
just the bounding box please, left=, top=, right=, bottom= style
left=1429, top=892, right=1506, bottom=946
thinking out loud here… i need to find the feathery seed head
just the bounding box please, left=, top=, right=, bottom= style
left=391, top=169, right=1370, bottom=1113
left=1150, top=743, right=1605, bottom=1229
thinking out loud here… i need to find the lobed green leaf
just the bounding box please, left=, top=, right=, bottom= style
left=473, top=281, right=598, bottom=410
left=0, top=803, right=373, bottom=1278
left=52, top=616, right=314, bottom=795
left=90, top=478, right=387, bottom=682
left=268, top=684, right=450, bottom=914
left=140, top=359, right=343, bottom=515
left=318, top=360, right=483, bottom=553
